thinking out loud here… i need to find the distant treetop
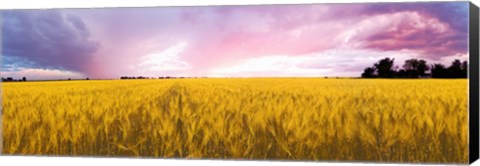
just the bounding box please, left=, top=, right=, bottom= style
left=361, top=58, right=467, bottom=78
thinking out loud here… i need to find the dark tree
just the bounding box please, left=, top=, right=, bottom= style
left=403, top=59, right=429, bottom=78
left=417, top=60, right=429, bottom=77
left=22, top=77, right=27, bottom=81
left=374, top=58, right=395, bottom=78
left=431, top=64, right=448, bottom=78
left=86, top=77, right=90, bottom=80
left=448, top=59, right=463, bottom=78
left=461, top=61, right=468, bottom=78
left=396, top=69, right=408, bottom=78
left=68, top=78, right=71, bottom=80
left=361, top=67, right=376, bottom=78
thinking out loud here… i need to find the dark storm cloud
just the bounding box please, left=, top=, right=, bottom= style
left=1, top=10, right=100, bottom=73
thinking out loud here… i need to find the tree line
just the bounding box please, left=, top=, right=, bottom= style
left=1, top=77, right=90, bottom=82
left=361, top=58, right=468, bottom=78
left=1, top=77, right=27, bottom=82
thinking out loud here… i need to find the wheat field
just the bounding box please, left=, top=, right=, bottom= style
left=1, top=78, right=468, bottom=163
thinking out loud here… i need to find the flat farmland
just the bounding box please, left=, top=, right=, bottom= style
left=1, top=78, right=468, bottom=163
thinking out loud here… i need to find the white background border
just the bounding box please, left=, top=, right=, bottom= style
left=0, top=0, right=478, bottom=166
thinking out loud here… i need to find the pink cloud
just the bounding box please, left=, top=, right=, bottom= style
left=74, top=4, right=470, bottom=78
left=338, top=11, right=466, bottom=58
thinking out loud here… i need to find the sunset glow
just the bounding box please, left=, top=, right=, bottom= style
left=1, top=2, right=469, bottom=79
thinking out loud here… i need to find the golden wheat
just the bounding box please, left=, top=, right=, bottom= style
left=1, top=78, right=468, bottom=163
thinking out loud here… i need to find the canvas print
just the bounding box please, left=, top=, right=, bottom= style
left=0, top=1, right=473, bottom=164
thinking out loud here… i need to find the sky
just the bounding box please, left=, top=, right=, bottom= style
left=1, top=2, right=470, bottom=80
